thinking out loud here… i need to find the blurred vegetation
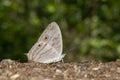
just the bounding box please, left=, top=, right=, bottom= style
left=0, top=0, right=120, bottom=62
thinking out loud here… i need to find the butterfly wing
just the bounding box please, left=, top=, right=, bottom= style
left=27, top=22, right=64, bottom=63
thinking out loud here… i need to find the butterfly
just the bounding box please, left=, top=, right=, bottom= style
left=27, top=22, right=65, bottom=63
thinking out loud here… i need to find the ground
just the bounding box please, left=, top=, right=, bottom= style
left=0, top=59, right=120, bottom=80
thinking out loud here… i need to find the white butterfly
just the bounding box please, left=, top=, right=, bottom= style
left=27, top=22, right=65, bottom=63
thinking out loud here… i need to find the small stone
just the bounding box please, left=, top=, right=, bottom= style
left=92, top=67, right=100, bottom=70
left=115, top=59, right=120, bottom=67
left=117, top=67, right=120, bottom=73
left=31, top=77, right=39, bottom=80
left=10, top=74, right=20, bottom=80
left=56, top=69, right=62, bottom=73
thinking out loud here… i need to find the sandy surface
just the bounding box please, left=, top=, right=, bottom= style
left=0, top=59, right=120, bottom=80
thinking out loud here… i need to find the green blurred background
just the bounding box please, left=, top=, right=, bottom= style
left=0, top=0, right=120, bottom=62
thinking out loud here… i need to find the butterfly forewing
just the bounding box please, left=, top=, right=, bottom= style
left=27, top=22, right=64, bottom=63
left=38, top=22, right=62, bottom=53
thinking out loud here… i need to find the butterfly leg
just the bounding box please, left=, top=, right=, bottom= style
left=61, top=59, right=64, bottom=63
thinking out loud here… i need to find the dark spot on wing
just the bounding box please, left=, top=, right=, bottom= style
left=44, top=35, right=49, bottom=41
left=38, top=44, right=41, bottom=47
left=45, top=36, right=48, bottom=40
